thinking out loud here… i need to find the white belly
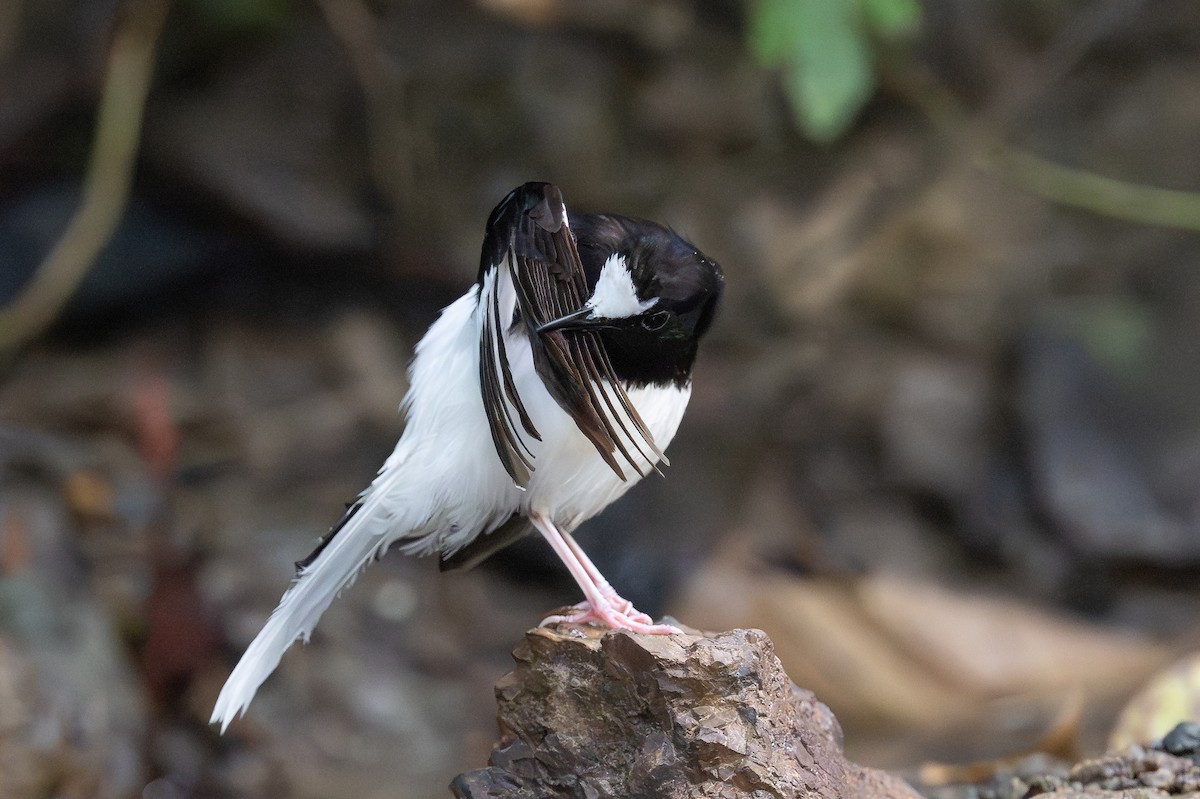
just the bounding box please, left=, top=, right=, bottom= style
left=520, top=375, right=690, bottom=528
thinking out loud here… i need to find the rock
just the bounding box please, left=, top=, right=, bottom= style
left=0, top=492, right=148, bottom=799
left=451, top=624, right=921, bottom=799
left=1162, top=722, right=1200, bottom=757
left=969, top=737, right=1200, bottom=799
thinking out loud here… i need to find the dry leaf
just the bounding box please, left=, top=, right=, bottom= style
left=1109, top=653, right=1200, bottom=750
left=675, top=536, right=1171, bottom=730
left=857, top=574, right=1167, bottom=700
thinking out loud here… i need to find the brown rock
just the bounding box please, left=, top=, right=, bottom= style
left=451, top=624, right=921, bottom=799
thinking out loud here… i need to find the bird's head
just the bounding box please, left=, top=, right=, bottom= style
left=538, top=214, right=723, bottom=387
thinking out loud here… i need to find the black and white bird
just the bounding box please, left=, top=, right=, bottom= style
left=211, top=182, right=723, bottom=731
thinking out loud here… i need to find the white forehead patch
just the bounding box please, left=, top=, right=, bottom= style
left=586, top=254, right=657, bottom=319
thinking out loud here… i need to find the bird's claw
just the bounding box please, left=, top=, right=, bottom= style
left=540, top=598, right=682, bottom=635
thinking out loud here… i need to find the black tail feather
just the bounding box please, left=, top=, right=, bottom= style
left=296, top=502, right=363, bottom=573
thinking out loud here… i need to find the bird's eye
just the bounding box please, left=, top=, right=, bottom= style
left=642, top=310, right=672, bottom=331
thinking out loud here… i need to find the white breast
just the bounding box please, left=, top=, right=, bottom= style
left=517, top=353, right=691, bottom=528
left=373, top=269, right=690, bottom=559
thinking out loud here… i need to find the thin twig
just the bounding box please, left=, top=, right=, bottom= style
left=981, top=0, right=1149, bottom=129
left=315, top=0, right=427, bottom=221
left=0, top=0, right=171, bottom=356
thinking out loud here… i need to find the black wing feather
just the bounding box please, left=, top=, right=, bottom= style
left=477, top=182, right=664, bottom=487
left=295, top=501, right=362, bottom=573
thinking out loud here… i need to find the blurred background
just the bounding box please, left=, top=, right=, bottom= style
left=3, top=0, right=1200, bottom=796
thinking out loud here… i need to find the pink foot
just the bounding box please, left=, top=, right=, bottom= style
left=541, top=598, right=682, bottom=635
left=525, top=513, right=682, bottom=635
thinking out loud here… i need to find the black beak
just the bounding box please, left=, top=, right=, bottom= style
left=537, top=308, right=606, bottom=334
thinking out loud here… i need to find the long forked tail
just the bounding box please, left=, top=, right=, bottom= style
left=210, top=502, right=386, bottom=732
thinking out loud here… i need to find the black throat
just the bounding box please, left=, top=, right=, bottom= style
left=597, top=327, right=698, bottom=389
left=572, top=213, right=723, bottom=390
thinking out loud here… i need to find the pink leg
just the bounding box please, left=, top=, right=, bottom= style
left=529, top=513, right=680, bottom=635
left=560, top=531, right=626, bottom=604
left=559, top=532, right=678, bottom=625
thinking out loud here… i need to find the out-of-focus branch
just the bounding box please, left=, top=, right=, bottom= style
left=990, top=147, right=1200, bottom=233
left=315, top=0, right=429, bottom=221
left=975, top=0, right=1200, bottom=231
left=0, top=0, right=170, bottom=357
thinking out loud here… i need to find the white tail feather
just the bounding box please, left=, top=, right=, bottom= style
left=211, top=289, right=495, bottom=733
left=209, top=505, right=390, bottom=732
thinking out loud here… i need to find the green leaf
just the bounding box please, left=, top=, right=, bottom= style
left=748, top=0, right=922, bottom=142
left=862, top=0, right=922, bottom=37
left=785, top=0, right=875, bottom=142
left=749, top=0, right=805, bottom=66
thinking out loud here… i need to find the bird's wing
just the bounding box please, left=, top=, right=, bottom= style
left=478, top=182, right=664, bottom=488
